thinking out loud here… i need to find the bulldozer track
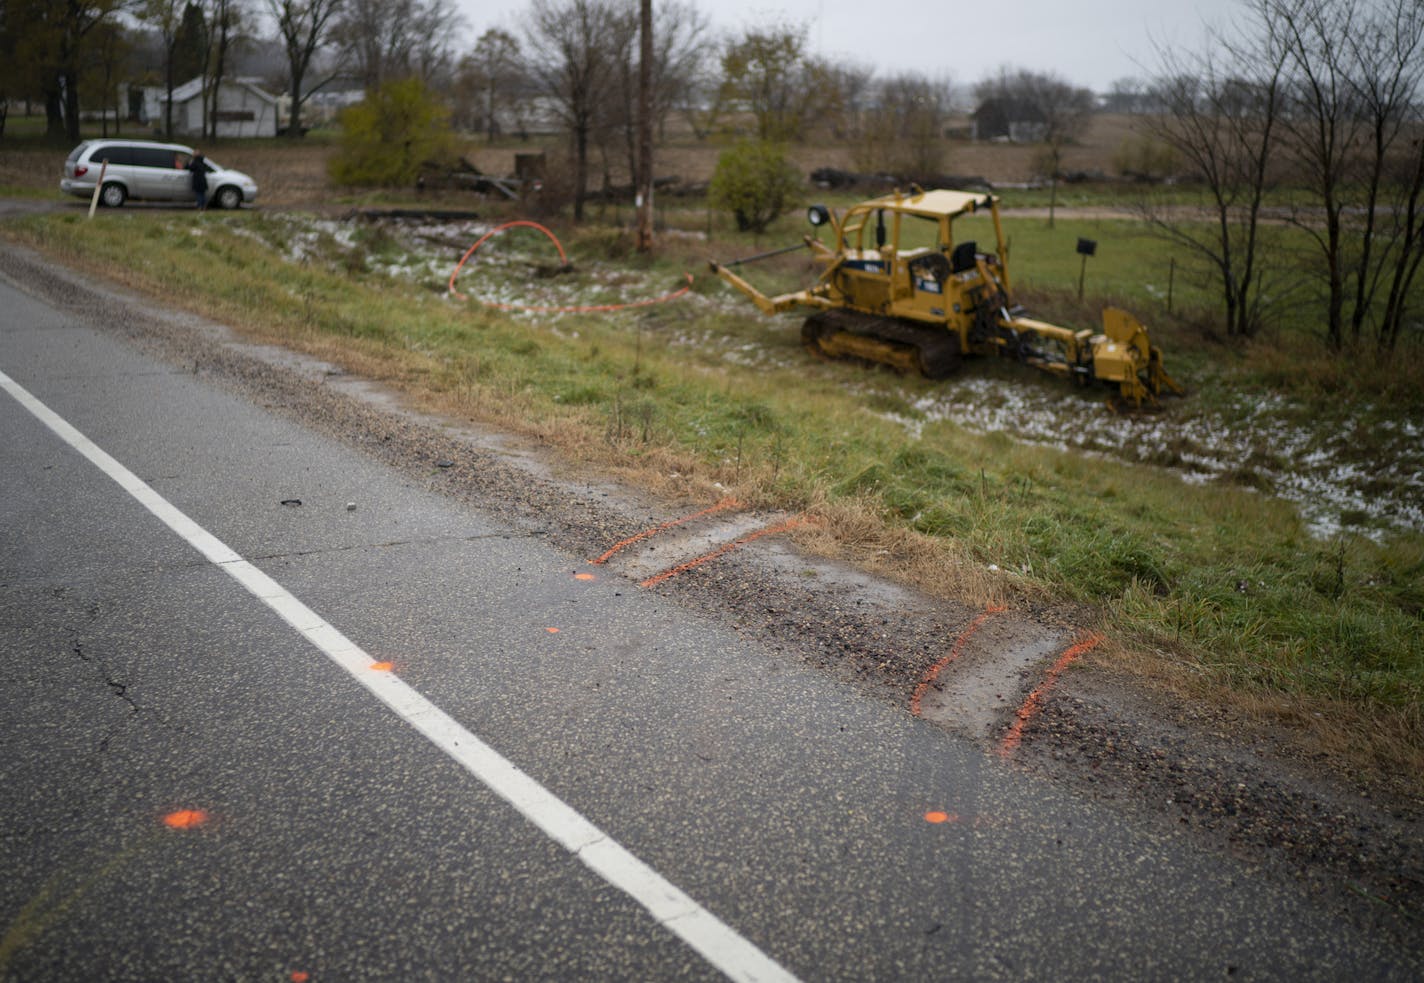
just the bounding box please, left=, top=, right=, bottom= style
left=803, top=310, right=962, bottom=379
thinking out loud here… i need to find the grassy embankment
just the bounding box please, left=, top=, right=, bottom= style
left=2, top=161, right=1420, bottom=791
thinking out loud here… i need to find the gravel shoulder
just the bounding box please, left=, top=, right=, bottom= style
left=0, top=220, right=1418, bottom=951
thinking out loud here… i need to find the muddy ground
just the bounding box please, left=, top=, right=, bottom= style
left=0, top=229, right=1418, bottom=957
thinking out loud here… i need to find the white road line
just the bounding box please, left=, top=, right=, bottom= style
left=0, top=367, right=798, bottom=983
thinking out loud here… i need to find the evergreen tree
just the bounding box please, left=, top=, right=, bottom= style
left=173, top=2, right=208, bottom=83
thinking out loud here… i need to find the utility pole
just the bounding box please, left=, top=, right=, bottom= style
left=635, top=0, right=654, bottom=252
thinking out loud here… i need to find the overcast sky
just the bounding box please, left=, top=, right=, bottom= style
left=454, top=0, right=1244, bottom=92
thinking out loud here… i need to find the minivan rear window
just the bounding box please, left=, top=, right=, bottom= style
left=133, top=147, right=177, bottom=168
left=91, top=145, right=133, bottom=166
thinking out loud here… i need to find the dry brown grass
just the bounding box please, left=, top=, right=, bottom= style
left=0, top=144, right=60, bottom=194
left=1087, top=629, right=1424, bottom=804
left=462, top=113, right=1145, bottom=188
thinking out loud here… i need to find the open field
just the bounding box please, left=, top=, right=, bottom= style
left=3, top=119, right=1422, bottom=800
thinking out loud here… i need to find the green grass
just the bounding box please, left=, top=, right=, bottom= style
left=4, top=206, right=1421, bottom=777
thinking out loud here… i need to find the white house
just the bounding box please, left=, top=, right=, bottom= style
left=132, top=77, right=279, bottom=138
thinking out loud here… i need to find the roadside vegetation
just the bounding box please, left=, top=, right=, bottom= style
left=2, top=193, right=1419, bottom=790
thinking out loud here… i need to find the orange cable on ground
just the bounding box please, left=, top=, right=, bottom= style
left=908, top=605, right=1007, bottom=717
left=448, top=219, right=694, bottom=313
left=639, top=516, right=808, bottom=589
left=997, top=632, right=1105, bottom=756
left=591, top=497, right=742, bottom=565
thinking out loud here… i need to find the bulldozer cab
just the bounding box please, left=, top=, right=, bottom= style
left=820, top=189, right=1009, bottom=325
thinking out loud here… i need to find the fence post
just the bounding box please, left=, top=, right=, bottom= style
left=87, top=159, right=109, bottom=220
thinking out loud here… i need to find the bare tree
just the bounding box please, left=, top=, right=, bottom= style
left=635, top=0, right=651, bottom=251
left=975, top=67, right=1094, bottom=225
left=596, top=2, right=642, bottom=192
left=457, top=28, right=522, bottom=140
left=1355, top=0, right=1424, bottom=352
left=333, top=0, right=396, bottom=90
left=1375, top=133, right=1424, bottom=353
left=676, top=33, right=722, bottom=140
left=143, top=0, right=184, bottom=136
left=1137, top=14, right=1289, bottom=338
left=1273, top=0, right=1369, bottom=348
left=607, top=0, right=707, bottom=187
left=1104, top=76, right=1150, bottom=114
left=84, top=18, right=134, bottom=136
left=718, top=22, right=815, bottom=142
left=524, top=0, right=627, bottom=221
left=203, top=0, right=245, bottom=140
left=855, top=72, right=953, bottom=180
left=1272, top=0, right=1424, bottom=351
left=647, top=0, right=707, bottom=139
left=814, top=61, right=875, bottom=141
left=334, top=0, right=460, bottom=92
left=266, top=0, right=344, bottom=137
left=3, top=0, right=126, bottom=139
left=406, top=0, right=461, bottom=89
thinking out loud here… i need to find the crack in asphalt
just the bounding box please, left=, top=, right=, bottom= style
left=72, top=640, right=139, bottom=718
left=71, top=637, right=139, bottom=753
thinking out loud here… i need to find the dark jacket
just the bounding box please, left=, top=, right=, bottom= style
left=188, top=154, right=208, bottom=192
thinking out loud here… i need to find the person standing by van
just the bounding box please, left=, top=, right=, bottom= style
left=187, top=150, right=209, bottom=209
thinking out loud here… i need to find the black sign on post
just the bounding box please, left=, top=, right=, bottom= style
left=1076, top=238, right=1098, bottom=299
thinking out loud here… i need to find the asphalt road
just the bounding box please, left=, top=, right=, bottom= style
left=0, top=255, right=1415, bottom=980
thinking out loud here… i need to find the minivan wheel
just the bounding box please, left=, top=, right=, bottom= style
left=214, top=186, right=242, bottom=210
left=100, top=182, right=126, bottom=208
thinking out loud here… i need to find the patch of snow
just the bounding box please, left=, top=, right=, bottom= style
left=230, top=213, right=1421, bottom=539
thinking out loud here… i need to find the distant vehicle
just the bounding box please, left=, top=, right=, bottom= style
left=60, top=139, right=258, bottom=209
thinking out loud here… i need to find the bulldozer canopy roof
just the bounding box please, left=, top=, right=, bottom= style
left=862, top=189, right=997, bottom=219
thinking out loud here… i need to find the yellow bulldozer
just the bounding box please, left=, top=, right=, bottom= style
left=709, top=187, right=1181, bottom=407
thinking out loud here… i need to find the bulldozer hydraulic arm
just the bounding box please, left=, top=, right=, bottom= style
left=708, top=235, right=837, bottom=315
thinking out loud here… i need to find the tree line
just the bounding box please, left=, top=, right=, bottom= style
left=0, top=0, right=1094, bottom=193
left=1132, top=0, right=1422, bottom=353
left=3, top=0, right=1418, bottom=350
left=0, top=0, right=463, bottom=141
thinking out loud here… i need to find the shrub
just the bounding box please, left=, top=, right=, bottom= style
left=330, top=78, right=457, bottom=188
left=708, top=141, right=802, bottom=234
left=1114, top=134, right=1181, bottom=182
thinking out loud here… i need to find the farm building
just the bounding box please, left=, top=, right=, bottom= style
left=130, top=77, right=279, bottom=138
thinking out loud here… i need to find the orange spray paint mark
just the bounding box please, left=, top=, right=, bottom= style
left=573, top=572, right=597, bottom=582
left=369, top=661, right=393, bottom=672
left=162, top=809, right=209, bottom=829
left=591, top=498, right=741, bottom=565
left=639, top=516, right=808, bottom=589
left=908, top=605, right=1007, bottom=717
left=924, top=811, right=957, bottom=824
left=545, top=627, right=560, bottom=634
left=291, top=972, right=310, bottom=983
left=998, top=632, right=1105, bottom=756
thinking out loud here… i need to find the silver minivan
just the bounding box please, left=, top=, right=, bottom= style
left=60, top=139, right=258, bottom=209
